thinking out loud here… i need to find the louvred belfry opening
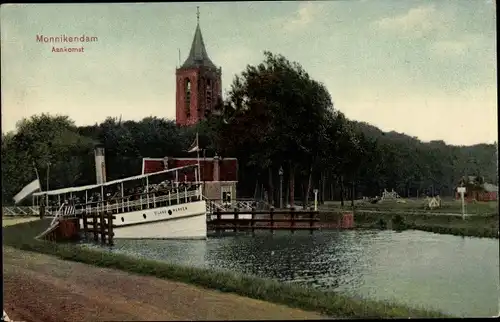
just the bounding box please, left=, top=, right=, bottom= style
left=176, top=7, right=222, bottom=127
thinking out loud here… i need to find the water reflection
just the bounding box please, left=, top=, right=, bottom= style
left=83, top=229, right=499, bottom=317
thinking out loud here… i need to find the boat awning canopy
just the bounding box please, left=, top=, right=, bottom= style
left=33, top=164, right=198, bottom=197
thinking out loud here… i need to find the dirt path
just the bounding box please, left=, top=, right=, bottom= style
left=3, top=246, right=327, bottom=321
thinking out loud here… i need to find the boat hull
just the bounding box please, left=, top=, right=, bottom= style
left=80, top=200, right=207, bottom=240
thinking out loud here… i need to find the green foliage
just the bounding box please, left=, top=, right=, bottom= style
left=1, top=52, right=497, bottom=206
left=2, top=114, right=95, bottom=204
left=3, top=219, right=452, bottom=318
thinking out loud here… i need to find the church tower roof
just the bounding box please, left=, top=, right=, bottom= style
left=180, top=7, right=217, bottom=70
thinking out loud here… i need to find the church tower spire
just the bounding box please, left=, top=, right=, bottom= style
left=175, top=7, right=222, bottom=126
left=180, top=7, right=217, bottom=70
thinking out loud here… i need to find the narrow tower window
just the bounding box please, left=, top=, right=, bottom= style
left=206, top=78, right=212, bottom=109
left=185, top=78, right=191, bottom=115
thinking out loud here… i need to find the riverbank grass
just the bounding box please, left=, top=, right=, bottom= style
left=319, top=204, right=498, bottom=238
left=352, top=211, right=499, bottom=238
left=2, top=218, right=452, bottom=318
left=322, top=198, right=498, bottom=216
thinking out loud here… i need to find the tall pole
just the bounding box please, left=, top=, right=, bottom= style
left=461, top=189, right=465, bottom=220
left=279, top=167, right=283, bottom=209
left=280, top=176, right=283, bottom=209
left=46, top=161, right=51, bottom=206
left=461, top=192, right=465, bottom=219
left=314, top=189, right=318, bottom=211
left=458, top=187, right=466, bottom=220
left=203, top=148, right=206, bottom=197
left=33, top=161, right=40, bottom=183
left=32, top=161, right=41, bottom=208
left=196, top=132, right=201, bottom=186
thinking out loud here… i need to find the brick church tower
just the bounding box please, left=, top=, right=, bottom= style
left=176, top=8, right=222, bottom=126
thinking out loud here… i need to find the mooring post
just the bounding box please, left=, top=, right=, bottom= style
left=100, top=211, right=106, bottom=244
left=290, top=207, right=295, bottom=234
left=108, top=212, right=114, bottom=246
left=270, top=207, right=275, bottom=234
left=234, top=207, right=239, bottom=233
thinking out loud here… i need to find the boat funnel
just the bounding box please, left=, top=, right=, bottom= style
left=94, top=144, right=107, bottom=184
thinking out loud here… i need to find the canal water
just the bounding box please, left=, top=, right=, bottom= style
left=84, top=230, right=499, bottom=317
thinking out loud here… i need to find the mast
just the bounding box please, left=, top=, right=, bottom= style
left=196, top=132, right=202, bottom=200
left=196, top=132, right=201, bottom=183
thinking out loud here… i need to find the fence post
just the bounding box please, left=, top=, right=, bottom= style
left=108, top=212, right=114, bottom=246
left=92, top=211, right=98, bottom=242
left=270, top=207, right=275, bottom=234
left=83, top=211, right=89, bottom=240
left=100, top=210, right=106, bottom=244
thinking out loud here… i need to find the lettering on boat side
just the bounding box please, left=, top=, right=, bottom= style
left=153, top=206, right=188, bottom=216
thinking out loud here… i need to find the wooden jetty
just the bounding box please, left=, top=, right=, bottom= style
left=207, top=207, right=320, bottom=233
left=38, top=210, right=115, bottom=246
left=80, top=211, right=115, bottom=245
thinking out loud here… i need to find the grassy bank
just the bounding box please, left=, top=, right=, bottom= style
left=322, top=198, right=498, bottom=216
left=2, top=218, right=451, bottom=318
left=319, top=210, right=498, bottom=238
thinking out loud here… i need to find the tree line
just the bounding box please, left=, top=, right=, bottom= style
left=2, top=52, right=497, bottom=207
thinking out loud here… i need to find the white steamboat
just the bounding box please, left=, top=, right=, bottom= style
left=33, top=164, right=208, bottom=240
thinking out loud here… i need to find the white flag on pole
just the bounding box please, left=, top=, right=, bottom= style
left=187, top=133, right=199, bottom=153
left=13, top=178, right=41, bottom=204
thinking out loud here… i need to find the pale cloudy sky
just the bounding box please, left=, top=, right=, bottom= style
left=1, top=1, right=497, bottom=145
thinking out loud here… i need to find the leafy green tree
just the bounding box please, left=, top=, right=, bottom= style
left=1, top=114, right=94, bottom=204
left=208, top=51, right=338, bottom=207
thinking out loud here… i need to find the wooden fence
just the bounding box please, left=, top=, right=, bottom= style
left=207, top=207, right=320, bottom=233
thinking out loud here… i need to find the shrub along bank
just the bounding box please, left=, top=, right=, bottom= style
left=2, top=218, right=451, bottom=318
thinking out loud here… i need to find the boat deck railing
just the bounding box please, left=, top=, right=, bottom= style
left=205, top=199, right=273, bottom=214
left=35, top=185, right=203, bottom=218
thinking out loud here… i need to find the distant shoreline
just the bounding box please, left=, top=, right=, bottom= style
left=319, top=209, right=499, bottom=239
